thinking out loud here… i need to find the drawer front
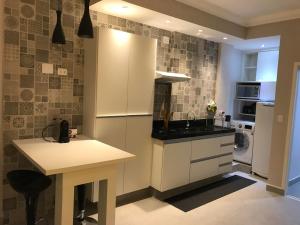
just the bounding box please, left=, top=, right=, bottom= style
left=219, top=135, right=235, bottom=154
left=190, top=158, right=219, bottom=183
left=219, top=154, right=233, bottom=165
left=191, top=138, right=220, bottom=160
left=218, top=164, right=233, bottom=174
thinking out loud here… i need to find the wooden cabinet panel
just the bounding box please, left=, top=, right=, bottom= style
left=190, top=159, right=219, bottom=183
left=127, top=35, right=156, bottom=115
left=124, top=116, right=153, bottom=193
left=219, top=154, right=233, bottom=165
left=97, top=28, right=130, bottom=116
left=94, top=118, right=127, bottom=196
left=219, top=135, right=235, bottom=154
left=162, top=142, right=191, bottom=191
left=191, top=138, right=220, bottom=160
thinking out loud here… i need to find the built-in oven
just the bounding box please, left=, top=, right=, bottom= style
left=236, top=82, right=261, bottom=99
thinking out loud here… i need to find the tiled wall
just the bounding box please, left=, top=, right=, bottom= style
left=2, top=4, right=219, bottom=224
left=2, top=0, right=84, bottom=224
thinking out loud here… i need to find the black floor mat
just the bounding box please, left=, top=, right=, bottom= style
left=165, top=175, right=256, bottom=212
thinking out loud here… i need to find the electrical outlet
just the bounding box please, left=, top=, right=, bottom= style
left=58, top=68, right=68, bottom=76
left=162, top=36, right=170, bottom=44
left=277, top=114, right=284, bottom=123
left=42, top=63, right=54, bottom=74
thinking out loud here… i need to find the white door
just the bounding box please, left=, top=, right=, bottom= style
left=252, top=103, right=274, bottom=177
left=94, top=117, right=127, bottom=196
left=124, top=116, right=153, bottom=193
left=162, top=142, right=191, bottom=191
left=97, top=28, right=130, bottom=116
left=127, top=35, right=157, bottom=115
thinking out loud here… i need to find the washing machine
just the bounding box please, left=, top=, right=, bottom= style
left=231, top=120, right=255, bottom=165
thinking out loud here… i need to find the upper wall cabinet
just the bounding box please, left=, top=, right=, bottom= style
left=90, top=27, right=157, bottom=116
left=97, top=29, right=130, bottom=116
left=256, top=50, right=279, bottom=82
left=242, top=50, right=279, bottom=82
left=127, top=35, right=157, bottom=115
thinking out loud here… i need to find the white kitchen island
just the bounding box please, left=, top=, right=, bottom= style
left=12, top=136, right=135, bottom=225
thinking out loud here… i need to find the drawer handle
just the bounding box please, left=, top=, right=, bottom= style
left=220, top=143, right=234, bottom=147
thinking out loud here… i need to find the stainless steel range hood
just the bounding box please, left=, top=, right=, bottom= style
left=155, top=71, right=191, bottom=83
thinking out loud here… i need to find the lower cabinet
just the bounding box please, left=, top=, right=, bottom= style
left=190, top=158, right=219, bottom=183
left=91, top=116, right=153, bottom=202
left=152, top=134, right=235, bottom=192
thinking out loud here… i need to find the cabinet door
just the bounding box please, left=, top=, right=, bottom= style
left=127, top=35, right=157, bottom=114
left=97, top=28, right=130, bottom=116
left=94, top=117, right=127, bottom=196
left=162, top=142, right=191, bottom=191
left=191, top=138, right=220, bottom=160
left=190, top=158, right=219, bottom=183
left=124, top=116, right=153, bottom=193
left=256, top=50, right=279, bottom=82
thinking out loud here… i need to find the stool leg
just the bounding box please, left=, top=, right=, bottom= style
left=77, top=184, right=86, bottom=221
left=25, top=193, right=39, bottom=225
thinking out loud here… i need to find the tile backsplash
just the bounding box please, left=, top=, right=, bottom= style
left=2, top=3, right=219, bottom=224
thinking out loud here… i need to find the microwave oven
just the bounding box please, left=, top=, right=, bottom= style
left=236, top=81, right=276, bottom=101
left=236, top=82, right=260, bottom=99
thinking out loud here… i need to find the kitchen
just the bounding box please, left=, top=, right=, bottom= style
left=2, top=0, right=300, bottom=225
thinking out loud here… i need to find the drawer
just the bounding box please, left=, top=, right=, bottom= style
left=191, top=138, right=220, bottom=160
left=219, top=135, right=235, bottom=154
left=218, top=135, right=234, bottom=145
left=219, top=154, right=233, bottom=165
left=190, top=158, right=219, bottom=183
left=218, top=163, right=233, bottom=174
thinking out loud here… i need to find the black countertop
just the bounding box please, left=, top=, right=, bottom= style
left=152, top=120, right=235, bottom=141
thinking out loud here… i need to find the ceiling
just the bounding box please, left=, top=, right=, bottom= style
left=176, top=0, right=300, bottom=26
left=90, top=0, right=280, bottom=51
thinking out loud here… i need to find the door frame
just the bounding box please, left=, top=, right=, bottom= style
left=282, top=62, right=300, bottom=192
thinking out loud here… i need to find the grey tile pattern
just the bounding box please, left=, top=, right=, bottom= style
left=2, top=5, right=218, bottom=225
left=3, top=0, right=85, bottom=224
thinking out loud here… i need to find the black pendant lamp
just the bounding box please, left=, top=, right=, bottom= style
left=78, top=0, right=94, bottom=38
left=52, top=0, right=66, bottom=44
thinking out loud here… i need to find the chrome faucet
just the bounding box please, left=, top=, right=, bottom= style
left=186, top=111, right=196, bottom=129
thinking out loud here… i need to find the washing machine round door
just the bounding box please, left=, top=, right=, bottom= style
left=234, top=131, right=249, bottom=152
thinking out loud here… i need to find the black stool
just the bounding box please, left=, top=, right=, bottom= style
left=7, top=170, right=52, bottom=225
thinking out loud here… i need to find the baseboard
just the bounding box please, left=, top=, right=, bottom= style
left=288, top=176, right=300, bottom=186
left=116, top=187, right=153, bottom=207
left=152, top=175, right=224, bottom=200
left=233, top=161, right=252, bottom=174
left=266, top=184, right=285, bottom=195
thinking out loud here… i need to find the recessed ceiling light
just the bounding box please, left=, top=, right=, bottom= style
left=261, top=44, right=265, bottom=48
left=165, top=20, right=171, bottom=24
left=223, top=37, right=228, bottom=40
left=121, top=5, right=128, bottom=9
left=198, top=29, right=203, bottom=32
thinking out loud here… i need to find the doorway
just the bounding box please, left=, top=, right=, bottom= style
left=287, top=67, right=300, bottom=200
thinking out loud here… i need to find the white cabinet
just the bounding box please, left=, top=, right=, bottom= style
left=84, top=27, right=157, bottom=200
left=96, top=29, right=130, bottom=116
left=190, top=159, right=219, bottom=183
left=124, top=116, right=153, bottom=193
left=152, top=141, right=191, bottom=192
left=151, top=135, right=235, bottom=192
left=256, top=50, right=279, bottom=82
left=127, top=35, right=156, bottom=115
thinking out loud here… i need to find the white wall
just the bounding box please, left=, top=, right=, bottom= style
left=215, top=43, right=242, bottom=116
left=256, top=50, right=279, bottom=82
left=288, top=71, right=300, bottom=181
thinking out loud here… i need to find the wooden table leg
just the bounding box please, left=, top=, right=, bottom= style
left=98, top=172, right=117, bottom=225
left=54, top=174, right=75, bottom=225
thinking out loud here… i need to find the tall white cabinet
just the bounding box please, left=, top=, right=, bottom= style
left=83, top=27, right=157, bottom=200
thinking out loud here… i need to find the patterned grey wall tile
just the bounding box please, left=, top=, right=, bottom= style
left=20, top=75, right=34, bottom=88
left=20, top=4, right=34, bottom=19
left=4, top=30, right=19, bottom=45
left=49, top=77, right=61, bottom=89
left=19, top=102, right=34, bottom=115
left=20, top=89, right=34, bottom=102
left=35, top=49, right=48, bottom=62
left=62, top=14, right=74, bottom=28
left=4, top=102, right=19, bottom=115
left=35, top=82, right=48, bottom=95
left=20, top=54, right=34, bottom=68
